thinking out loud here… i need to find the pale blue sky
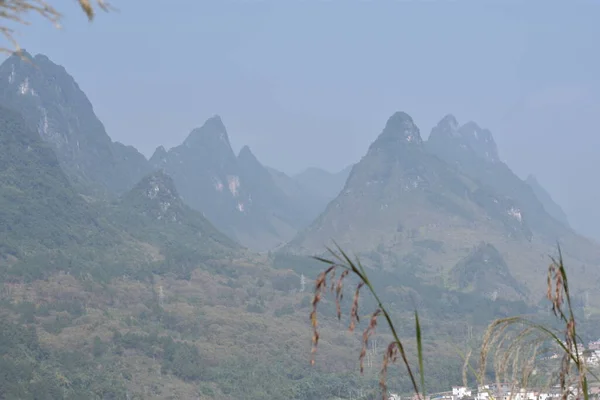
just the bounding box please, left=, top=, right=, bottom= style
left=7, top=0, right=600, bottom=239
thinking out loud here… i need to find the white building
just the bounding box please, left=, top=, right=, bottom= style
left=453, top=387, right=473, bottom=399
left=476, top=383, right=513, bottom=400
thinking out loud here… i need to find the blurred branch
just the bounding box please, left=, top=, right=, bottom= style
left=0, top=0, right=111, bottom=53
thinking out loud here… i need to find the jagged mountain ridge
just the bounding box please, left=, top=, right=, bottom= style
left=290, top=111, right=532, bottom=248
left=0, top=101, right=239, bottom=275
left=0, top=51, right=327, bottom=251
left=286, top=111, right=600, bottom=302
left=0, top=51, right=151, bottom=196
left=288, top=111, right=532, bottom=255
left=424, top=114, right=600, bottom=284
left=426, top=114, right=568, bottom=239
left=148, top=116, right=309, bottom=250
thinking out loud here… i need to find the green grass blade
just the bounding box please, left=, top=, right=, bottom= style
left=416, top=310, right=425, bottom=397
left=312, top=255, right=335, bottom=265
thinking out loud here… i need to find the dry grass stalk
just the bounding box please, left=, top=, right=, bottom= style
left=309, top=243, right=600, bottom=400
left=381, top=341, right=400, bottom=397
left=77, top=0, right=110, bottom=20
left=360, top=309, right=381, bottom=374
left=310, top=244, right=424, bottom=400
left=462, top=347, right=472, bottom=387
left=477, top=246, right=597, bottom=400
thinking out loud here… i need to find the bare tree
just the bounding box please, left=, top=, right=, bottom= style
left=0, top=0, right=111, bottom=52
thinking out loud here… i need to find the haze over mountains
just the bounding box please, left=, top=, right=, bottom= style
left=0, top=50, right=577, bottom=254
left=1, top=49, right=592, bottom=296
left=288, top=111, right=600, bottom=302
left=0, top=50, right=346, bottom=251
left=0, top=50, right=598, bottom=398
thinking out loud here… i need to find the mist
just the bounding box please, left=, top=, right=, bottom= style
left=1, top=1, right=600, bottom=399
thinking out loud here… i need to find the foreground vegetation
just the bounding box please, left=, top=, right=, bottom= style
left=310, top=244, right=598, bottom=400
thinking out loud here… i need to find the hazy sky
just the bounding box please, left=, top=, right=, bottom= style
left=8, top=0, right=600, bottom=239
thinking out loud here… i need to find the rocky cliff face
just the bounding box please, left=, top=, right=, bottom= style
left=148, top=116, right=309, bottom=250
left=0, top=50, right=150, bottom=196
left=426, top=114, right=569, bottom=239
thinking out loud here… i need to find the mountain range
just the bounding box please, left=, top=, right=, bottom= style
left=287, top=111, right=600, bottom=303
left=0, top=51, right=598, bottom=399
left=0, top=49, right=591, bottom=306
left=0, top=50, right=344, bottom=251
left=147, top=117, right=314, bottom=250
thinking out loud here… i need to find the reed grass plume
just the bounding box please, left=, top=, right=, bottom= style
left=478, top=246, right=599, bottom=400
left=310, top=243, right=425, bottom=400
left=309, top=243, right=599, bottom=400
